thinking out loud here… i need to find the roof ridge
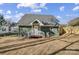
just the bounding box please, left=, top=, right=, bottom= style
left=24, top=13, right=54, bottom=17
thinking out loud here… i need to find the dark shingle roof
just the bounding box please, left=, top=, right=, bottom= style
left=18, top=14, right=59, bottom=26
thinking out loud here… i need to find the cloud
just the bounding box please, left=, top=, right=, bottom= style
left=66, top=14, right=73, bottom=17
left=0, top=10, right=12, bottom=19
left=17, top=3, right=47, bottom=13
left=31, top=9, right=42, bottom=13
left=56, top=16, right=62, bottom=19
left=17, top=3, right=35, bottom=9
left=59, top=6, right=64, bottom=11
left=6, top=10, right=11, bottom=14
left=4, top=13, right=24, bottom=22
left=14, top=13, right=24, bottom=22
left=17, top=3, right=47, bottom=9
left=0, top=10, right=3, bottom=14
left=40, top=3, right=47, bottom=9
left=15, top=13, right=24, bottom=18
left=0, top=3, right=4, bottom=5
left=74, top=3, right=79, bottom=5
left=66, top=14, right=78, bottom=17
left=15, top=11, right=18, bottom=13
left=72, top=6, right=79, bottom=11
left=4, top=15, right=12, bottom=19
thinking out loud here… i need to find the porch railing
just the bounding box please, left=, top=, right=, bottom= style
left=28, top=29, right=45, bottom=37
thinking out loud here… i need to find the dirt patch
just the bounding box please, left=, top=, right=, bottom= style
left=66, top=41, right=79, bottom=50
left=56, top=50, right=79, bottom=55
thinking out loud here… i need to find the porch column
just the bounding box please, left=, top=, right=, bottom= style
left=18, top=26, right=21, bottom=37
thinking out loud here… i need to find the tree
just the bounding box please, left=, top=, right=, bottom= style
left=11, top=22, right=17, bottom=27
left=68, top=17, right=79, bottom=26
left=58, top=25, right=66, bottom=35
left=5, top=19, right=17, bottom=31
left=0, top=14, right=6, bottom=26
left=6, top=19, right=17, bottom=26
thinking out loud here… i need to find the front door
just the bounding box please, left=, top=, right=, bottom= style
left=31, top=21, right=40, bottom=35
left=32, top=21, right=40, bottom=30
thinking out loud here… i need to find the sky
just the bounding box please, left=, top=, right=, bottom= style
left=0, top=3, right=79, bottom=24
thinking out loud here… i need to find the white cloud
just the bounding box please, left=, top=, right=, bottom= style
left=4, top=13, right=24, bottom=22
left=6, top=10, right=11, bottom=14
left=0, top=10, right=3, bottom=14
left=17, top=3, right=47, bottom=13
left=56, top=16, right=62, bottom=19
left=31, top=9, right=42, bottom=13
left=72, top=6, right=79, bottom=11
left=17, top=3, right=47, bottom=9
left=4, top=15, right=12, bottom=19
left=31, top=3, right=47, bottom=9
left=59, top=6, right=64, bottom=11
left=66, top=14, right=73, bottom=17
left=40, top=3, right=47, bottom=9
left=14, top=13, right=24, bottom=22
left=15, top=11, right=18, bottom=13
left=74, top=3, right=79, bottom=5
left=17, top=3, right=35, bottom=8
left=66, top=14, right=78, bottom=17
left=15, top=13, right=24, bottom=18
left=0, top=3, right=4, bottom=5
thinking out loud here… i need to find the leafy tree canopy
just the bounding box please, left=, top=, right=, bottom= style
left=0, top=14, right=6, bottom=26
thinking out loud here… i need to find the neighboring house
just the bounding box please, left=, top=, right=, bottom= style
left=0, top=26, right=9, bottom=34
left=0, top=25, right=18, bottom=35
left=10, top=26, right=18, bottom=33
left=18, top=14, right=60, bottom=38
left=0, top=14, right=18, bottom=35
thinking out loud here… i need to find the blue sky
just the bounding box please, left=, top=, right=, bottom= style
left=0, top=3, right=79, bottom=24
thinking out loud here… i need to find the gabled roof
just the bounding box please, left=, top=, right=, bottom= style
left=18, top=14, right=59, bottom=26
left=30, top=19, right=44, bottom=26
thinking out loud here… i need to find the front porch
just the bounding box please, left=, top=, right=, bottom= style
left=18, top=25, right=59, bottom=38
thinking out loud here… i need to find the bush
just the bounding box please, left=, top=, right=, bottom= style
left=58, top=25, right=66, bottom=35
left=68, top=17, right=79, bottom=26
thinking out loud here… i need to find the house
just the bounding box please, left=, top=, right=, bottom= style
left=0, top=22, right=18, bottom=36
left=0, top=25, right=18, bottom=35
left=0, top=14, right=18, bottom=36
left=0, top=25, right=9, bottom=34
left=18, top=14, right=60, bottom=38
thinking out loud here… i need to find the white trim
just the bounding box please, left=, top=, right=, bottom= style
left=29, top=19, right=44, bottom=26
